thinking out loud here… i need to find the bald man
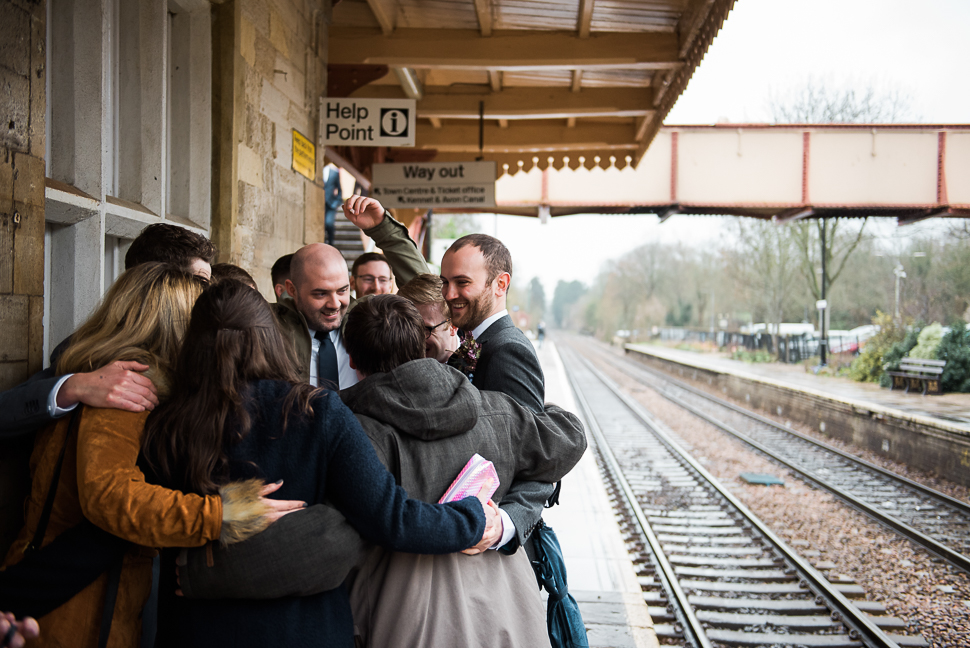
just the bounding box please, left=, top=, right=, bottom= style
left=275, top=195, right=429, bottom=389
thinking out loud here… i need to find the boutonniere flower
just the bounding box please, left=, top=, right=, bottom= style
left=448, top=332, right=482, bottom=380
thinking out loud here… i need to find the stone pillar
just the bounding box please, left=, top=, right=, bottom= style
left=0, top=0, right=46, bottom=558
left=0, top=0, right=47, bottom=390
left=210, top=0, right=333, bottom=296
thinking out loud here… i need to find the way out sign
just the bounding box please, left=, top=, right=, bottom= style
left=372, top=161, right=497, bottom=209
left=321, top=98, right=416, bottom=147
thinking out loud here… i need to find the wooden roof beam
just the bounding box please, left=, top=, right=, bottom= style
left=431, top=150, right=634, bottom=174
left=393, top=67, right=423, bottom=100
left=678, top=0, right=716, bottom=58
left=330, top=29, right=682, bottom=71
left=577, top=0, right=595, bottom=38
left=415, top=122, right=638, bottom=152
left=473, top=0, right=492, bottom=37
left=352, top=86, right=657, bottom=120
left=571, top=70, right=583, bottom=92
left=365, top=0, right=398, bottom=36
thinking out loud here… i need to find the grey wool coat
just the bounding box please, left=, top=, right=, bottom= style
left=340, top=358, right=587, bottom=648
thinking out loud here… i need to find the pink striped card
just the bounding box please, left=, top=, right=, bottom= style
left=438, top=453, right=499, bottom=503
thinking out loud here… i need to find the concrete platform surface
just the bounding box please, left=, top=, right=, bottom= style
left=628, top=343, right=970, bottom=432
left=535, top=340, right=660, bottom=648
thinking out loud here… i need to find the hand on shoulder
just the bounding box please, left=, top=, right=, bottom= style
left=58, top=361, right=159, bottom=412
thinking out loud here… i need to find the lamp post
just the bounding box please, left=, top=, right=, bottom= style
left=818, top=218, right=827, bottom=367
left=893, top=263, right=907, bottom=321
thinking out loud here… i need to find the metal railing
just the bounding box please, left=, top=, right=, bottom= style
left=656, top=328, right=864, bottom=365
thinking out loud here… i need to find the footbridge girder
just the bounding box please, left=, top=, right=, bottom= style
left=463, top=124, right=970, bottom=225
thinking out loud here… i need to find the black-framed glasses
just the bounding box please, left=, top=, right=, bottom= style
left=424, top=319, right=449, bottom=338
left=357, top=275, right=392, bottom=286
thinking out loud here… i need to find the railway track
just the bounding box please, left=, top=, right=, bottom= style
left=559, top=345, right=926, bottom=648
left=571, top=338, right=970, bottom=575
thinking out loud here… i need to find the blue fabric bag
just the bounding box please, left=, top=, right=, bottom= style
left=531, top=519, right=589, bottom=648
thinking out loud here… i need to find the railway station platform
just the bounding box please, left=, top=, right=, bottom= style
left=626, top=344, right=970, bottom=431
left=535, top=340, right=661, bottom=648
left=622, top=342, right=970, bottom=488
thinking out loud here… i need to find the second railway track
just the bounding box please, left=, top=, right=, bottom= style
left=567, top=338, right=970, bottom=575
left=559, top=344, right=929, bottom=648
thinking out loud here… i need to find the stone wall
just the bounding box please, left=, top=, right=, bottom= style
left=0, top=0, right=45, bottom=558
left=212, top=0, right=331, bottom=296
left=0, top=0, right=46, bottom=391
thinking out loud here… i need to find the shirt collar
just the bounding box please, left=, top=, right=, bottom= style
left=308, top=327, right=337, bottom=343
left=471, top=309, right=509, bottom=339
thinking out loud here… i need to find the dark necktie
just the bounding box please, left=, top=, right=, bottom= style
left=315, top=330, right=339, bottom=389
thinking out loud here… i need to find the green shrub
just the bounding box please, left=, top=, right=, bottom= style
left=937, top=326, right=970, bottom=393
left=879, top=327, right=920, bottom=388
left=848, top=312, right=904, bottom=383
left=731, top=349, right=773, bottom=363
left=909, top=323, right=945, bottom=360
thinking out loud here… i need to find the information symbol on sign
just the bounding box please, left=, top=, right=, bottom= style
left=380, top=109, right=409, bottom=138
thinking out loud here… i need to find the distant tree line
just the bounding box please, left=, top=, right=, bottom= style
left=551, top=221, right=970, bottom=342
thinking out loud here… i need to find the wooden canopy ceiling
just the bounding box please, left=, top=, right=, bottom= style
left=328, top=0, right=736, bottom=176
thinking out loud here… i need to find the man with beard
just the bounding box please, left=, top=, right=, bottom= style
left=440, top=234, right=549, bottom=554
left=275, top=194, right=428, bottom=389
left=440, top=234, right=543, bottom=412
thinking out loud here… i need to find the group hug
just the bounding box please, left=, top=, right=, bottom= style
left=0, top=195, right=588, bottom=648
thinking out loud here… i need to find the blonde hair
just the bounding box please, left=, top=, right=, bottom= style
left=57, top=263, right=203, bottom=398
left=398, top=273, right=448, bottom=313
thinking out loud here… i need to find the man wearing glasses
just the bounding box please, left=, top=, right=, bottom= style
left=397, top=274, right=460, bottom=363
left=351, top=252, right=395, bottom=298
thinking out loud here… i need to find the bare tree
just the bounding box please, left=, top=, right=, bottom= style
left=792, top=219, right=869, bottom=302
left=770, top=78, right=910, bottom=331
left=767, top=77, right=916, bottom=124
left=732, top=220, right=801, bottom=354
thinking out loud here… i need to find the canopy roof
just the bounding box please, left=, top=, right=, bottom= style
left=327, top=0, right=736, bottom=175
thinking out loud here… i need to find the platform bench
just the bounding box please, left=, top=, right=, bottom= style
left=886, top=358, right=946, bottom=395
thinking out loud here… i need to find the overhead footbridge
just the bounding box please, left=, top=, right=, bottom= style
left=469, top=124, right=970, bottom=226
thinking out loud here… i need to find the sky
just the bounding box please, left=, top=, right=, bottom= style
left=456, top=0, right=970, bottom=297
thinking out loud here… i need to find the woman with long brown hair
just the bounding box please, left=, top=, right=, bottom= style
left=2, top=263, right=297, bottom=648
left=141, top=279, right=496, bottom=648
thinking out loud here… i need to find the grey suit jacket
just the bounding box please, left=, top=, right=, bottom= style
left=472, top=314, right=544, bottom=413
left=472, top=314, right=553, bottom=549
left=0, top=338, right=72, bottom=438
left=0, top=370, right=58, bottom=438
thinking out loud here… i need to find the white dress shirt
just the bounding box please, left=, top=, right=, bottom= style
left=309, top=328, right=359, bottom=390
left=470, top=309, right=508, bottom=339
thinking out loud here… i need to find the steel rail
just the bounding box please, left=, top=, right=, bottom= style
left=565, top=349, right=712, bottom=648
left=603, top=346, right=970, bottom=574
left=620, top=347, right=970, bottom=516
left=562, top=346, right=901, bottom=648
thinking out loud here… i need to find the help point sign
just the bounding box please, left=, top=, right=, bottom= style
left=321, top=98, right=416, bottom=147
left=372, top=161, right=497, bottom=209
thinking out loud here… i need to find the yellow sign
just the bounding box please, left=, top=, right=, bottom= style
left=292, top=130, right=316, bottom=180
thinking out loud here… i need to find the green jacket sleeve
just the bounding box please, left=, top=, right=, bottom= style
left=363, top=212, right=429, bottom=286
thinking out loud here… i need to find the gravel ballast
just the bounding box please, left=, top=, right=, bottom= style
left=575, top=339, right=970, bottom=648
